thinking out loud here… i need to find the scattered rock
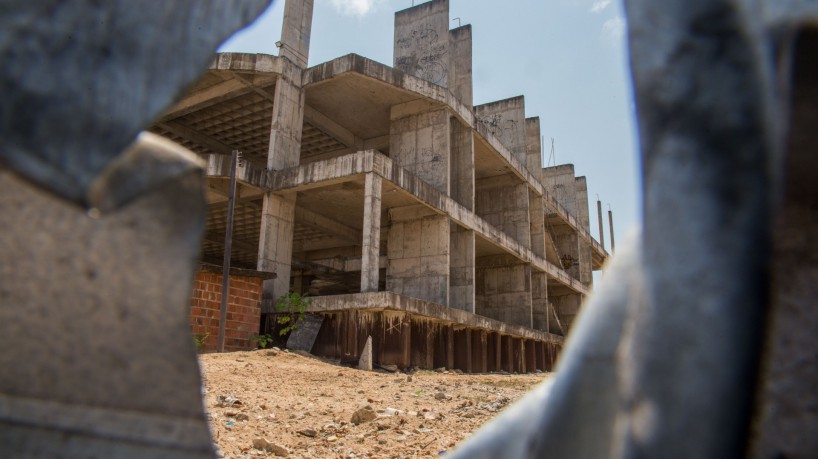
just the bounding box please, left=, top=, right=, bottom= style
left=235, top=413, right=249, bottom=421
left=351, top=407, right=377, bottom=425
left=266, top=350, right=279, bottom=356
left=381, top=407, right=404, bottom=416
left=252, top=438, right=289, bottom=457
left=406, top=375, right=413, bottom=382
left=434, top=367, right=446, bottom=373
left=379, top=364, right=398, bottom=373
left=434, top=392, right=448, bottom=401
left=298, top=428, right=318, bottom=438
left=216, top=394, right=242, bottom=407
left=453, top=369, right=464, bottom=375
left=327, top=435, right=339, bottom=442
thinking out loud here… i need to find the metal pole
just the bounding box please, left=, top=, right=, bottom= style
left=608, top=207, right=615, bottom=253
left=597, top=198, right=605, bottom=250
left=217, top=150, right=239, bottom=352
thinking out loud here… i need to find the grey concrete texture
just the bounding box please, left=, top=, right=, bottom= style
left=475, top=96, right=527, bottom=166
left=394, top=0, right=450, bottom=87
left=0, top=0, right=271, bottom=207
left=0, top=134, right=212, bottom=457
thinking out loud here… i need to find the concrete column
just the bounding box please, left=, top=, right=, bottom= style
left=445, top=326, right=455, bottom=370
left=515, top=338, right=525, bottom=373
left=502, top=335, right=514, bottom=373
left=470, top=330, right=487, bottom=373
left=475, top=255, right=533, bottom=328
left=525, top=117, right=544, bottom=179
left=449, top=224, right=475, bottom=312
left=453, top=328, right=472, bottom=373
left=379, top=314, right=411, bottom=370
left=386, top=205, right=449, bottom=305
left=450, top=117, right=474, bottom=210
left=494, top=333, right=502, bottom=372
left=525, top=340, right=536, bottom=372
left=448, top=25, right=473, bottom=109
left=279, top=0, right=314, bottom=67
left=532, top=272, right=548, bottom=331
left=575, top=177, right=592, bottom=288
left=410, top=321, right=435, bottom=370
left=258, top=8, right=311, bottom=307
left=361, top=173, right=382, bottom=292
left=258, top=192, right=296, bottom=312
left=486, top=332, right=498, bottom=372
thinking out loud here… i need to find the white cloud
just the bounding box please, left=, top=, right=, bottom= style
left=602, top=16, right=626, bottom=41
left=328, top=0, right=383, bottom=17
left=590, top=0, right=611, bottom=13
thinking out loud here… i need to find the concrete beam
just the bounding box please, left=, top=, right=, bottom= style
left=304, top=105, right=361, bottom=149
left=157, top=121, right=234, bottom=155
left=308, top=291, right=563, bottom=344
left=294, top=206, right=360, bottom=244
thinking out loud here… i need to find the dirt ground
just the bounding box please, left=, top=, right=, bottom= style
left=199, top=349, right=551, bottom=459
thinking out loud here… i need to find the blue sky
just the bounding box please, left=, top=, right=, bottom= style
left=220, top=0, right=641, bottom=246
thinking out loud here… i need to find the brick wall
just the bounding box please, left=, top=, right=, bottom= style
left=189, top=271, right=262, bottom=352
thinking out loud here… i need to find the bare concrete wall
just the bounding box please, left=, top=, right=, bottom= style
left=475, top=96, right=527, bottom=166
left=542, top=164, right=577, bottom=216
left=476, top=255, right=532, bottom=328
left=394, top=0, right=449, bottom=87
left=542, top=164, right=580, bottom=277
left=475, top=178, right=531, bottom=249
left=386, top=205, right=450, bottom=305
left=390, top=106, right=450, bottom=195
left=550, top=291, right=581, bottom=331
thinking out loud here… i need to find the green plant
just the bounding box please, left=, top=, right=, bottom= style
left=275, top=291, right=310, bottom=336
left=193, top=332, right=209, bottom=350
left=250, top=333, right=274, bottom=349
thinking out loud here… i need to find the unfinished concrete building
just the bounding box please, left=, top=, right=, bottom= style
left=153, top=0, right=607, bottom=371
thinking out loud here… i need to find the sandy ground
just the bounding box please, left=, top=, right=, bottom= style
left=199, top=349, right=551, bottom=459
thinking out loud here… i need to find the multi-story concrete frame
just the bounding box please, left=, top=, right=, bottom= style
left=152, top=0, right=607, bottom=371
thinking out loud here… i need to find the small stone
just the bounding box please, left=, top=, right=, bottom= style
left=252, top=438, right=289, bottom=457
left=380, top=364, right=398, bottom=373
left=351, top=407, right=377, bottom=425
left=453, top=369, right=464, bottom=375
left=327, top=435, right=339, bottom=442
left=434, top=367, right=446, bottom=373
left=406, top=375, right=413, bottom=382
left=298, top=428, right=318, bottom=438
left=235, top=413, right=250, bottom=421
left=434, top=392, right=448, bottom=401
left=266, top=350, right=279, bottom=356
